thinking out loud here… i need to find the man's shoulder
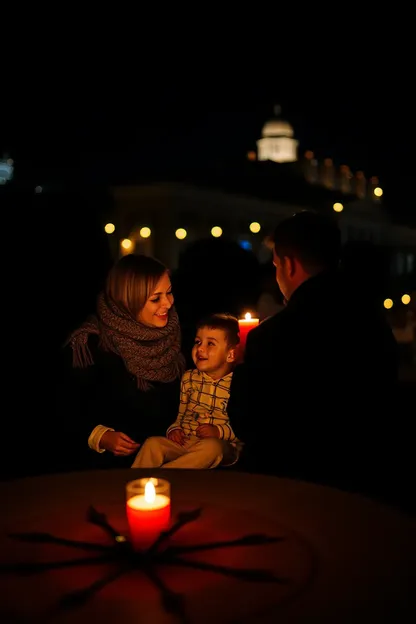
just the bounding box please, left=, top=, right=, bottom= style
left=250, top=309, right=289, bottom=341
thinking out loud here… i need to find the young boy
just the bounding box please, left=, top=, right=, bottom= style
left=131, top=313, right=242, bottom=469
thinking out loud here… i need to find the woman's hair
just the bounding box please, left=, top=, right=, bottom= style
left=105, top=254, right=168, bottom=319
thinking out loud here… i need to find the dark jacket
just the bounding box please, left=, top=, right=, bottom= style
left=57, top=335, right=181, bottom=470
left=228, top=271, right=398, bottom=482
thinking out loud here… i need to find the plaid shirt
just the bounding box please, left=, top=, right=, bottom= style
left=166, top=369, right=239, bottom=443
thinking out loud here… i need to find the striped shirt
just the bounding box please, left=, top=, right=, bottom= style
left=166, top=369, right=239, bottom=444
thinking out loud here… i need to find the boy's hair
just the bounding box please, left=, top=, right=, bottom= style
left=196, top=313, right=240, bottom=347
left=273, top=210, right=341, bottom=273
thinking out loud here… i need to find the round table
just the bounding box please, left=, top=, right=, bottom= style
left=0, top=469, right=414, bottom=623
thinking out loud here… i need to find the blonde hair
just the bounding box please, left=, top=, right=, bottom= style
left=105, top=254, right=168, bottom=319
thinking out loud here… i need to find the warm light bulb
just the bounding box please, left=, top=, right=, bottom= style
left=211, top=226, right=223, bottom=238
left=374, top=187, right=383, bottom=197
left=249, top=222, right=261, bottom=233
left=144, top=480, right=156, bottom=504
left=140, top=227, right=151, bottom=238
left=402, top=294, right=411, bottom=305
left=245, top=312, right=252, bottom=320
left=333, top=202, right=343, bottom=213
left=175, top=228, right=187, bottom=240
left=104, top=223, right=115, bottom=234
left=383, top=298, right=393, bottom=309
left=121, top=238, right=132, bottom=250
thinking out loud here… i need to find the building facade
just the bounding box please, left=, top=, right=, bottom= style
left=106, top=111, right=415, bottom=300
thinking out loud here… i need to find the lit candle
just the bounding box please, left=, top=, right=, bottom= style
left=238, top=312, right=259, bottom=354
left=126, top=478, right=171, bottom=551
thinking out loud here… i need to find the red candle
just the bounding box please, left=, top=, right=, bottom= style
left=238, top=312, right=259, bottom=353
left=126, top=478, right=171, bottom=551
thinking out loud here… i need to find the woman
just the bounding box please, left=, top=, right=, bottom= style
left=59, top=254, right=185, bottom=470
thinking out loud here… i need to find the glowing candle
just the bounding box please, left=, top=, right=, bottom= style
left=126, top=478, right=171, bottom=551
left=238, top=312, right=259, bottom=354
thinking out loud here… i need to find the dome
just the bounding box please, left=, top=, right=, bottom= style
left=261, top=119, right=294, bottom=138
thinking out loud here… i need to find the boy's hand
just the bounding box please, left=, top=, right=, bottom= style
left=196, top=424, right=220, bottom=439
left=167, top=429, right=186, bottom=446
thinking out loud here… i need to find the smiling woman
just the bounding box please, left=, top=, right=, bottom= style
left=57, top=254, right=186, bottom=471
left=138, top=272, right=174, bottom=328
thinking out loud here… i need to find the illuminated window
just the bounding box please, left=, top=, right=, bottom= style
left=0, top=158, right=14, bottom=184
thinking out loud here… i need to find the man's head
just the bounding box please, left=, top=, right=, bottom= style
left=192, top=313, right=240, bottom=380
left=272, top=211, right=341, bottom=301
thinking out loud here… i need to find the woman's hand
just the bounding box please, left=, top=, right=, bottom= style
left=100, top=431, right=140, bottom=456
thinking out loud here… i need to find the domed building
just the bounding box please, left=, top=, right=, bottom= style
left=257, top=106, right=298, bottom=163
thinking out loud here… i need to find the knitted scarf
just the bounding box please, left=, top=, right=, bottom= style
left=67, top=292, right=185, bottom=391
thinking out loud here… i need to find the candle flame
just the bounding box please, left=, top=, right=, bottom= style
left=144, top=480, right=156, bottom=503
left=244, top=312, right=252, bottom=320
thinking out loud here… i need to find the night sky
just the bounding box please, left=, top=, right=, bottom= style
left=3, top=58, right=415, bottom=224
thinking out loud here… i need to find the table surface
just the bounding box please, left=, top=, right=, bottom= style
left=0, top=469, right=415, bottom=623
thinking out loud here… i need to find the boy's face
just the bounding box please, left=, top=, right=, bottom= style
left=192, top=326, right=235, bottom=380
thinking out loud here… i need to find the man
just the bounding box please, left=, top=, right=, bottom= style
left=229, top=211, right=398, bottom=489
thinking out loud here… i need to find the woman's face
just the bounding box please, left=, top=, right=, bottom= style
left=138, top=272, right=174, bottom=328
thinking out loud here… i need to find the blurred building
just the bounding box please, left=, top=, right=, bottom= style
left=257, top=106, right=298, bottom=163
left=5, top=109, right=413, bottom=304
left=0, top=155, right=13, bottom=184
left=106, top=108, right=414, bottom=303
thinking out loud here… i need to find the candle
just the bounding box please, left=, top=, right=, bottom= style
left=238, top=312, right=259, bottom=354
left=126, top=478, right=171, bottom=551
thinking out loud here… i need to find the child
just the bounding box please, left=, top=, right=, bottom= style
left=131, top=313, right=242, bottom=469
